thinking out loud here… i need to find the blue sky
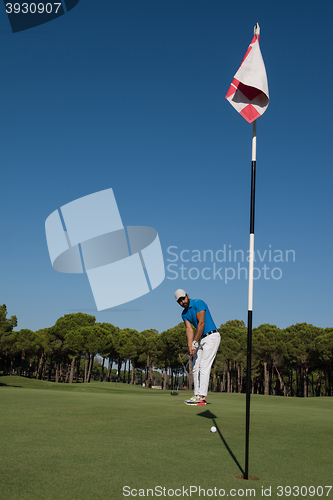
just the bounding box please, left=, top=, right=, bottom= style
left=1, top=0, right=332, bottom=334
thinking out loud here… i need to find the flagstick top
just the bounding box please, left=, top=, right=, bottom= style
left=254, top=23, right=260, bottom=35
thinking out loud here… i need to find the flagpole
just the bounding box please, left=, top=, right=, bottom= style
left=225, top=20, right=268, bottom=482
left=244, top=118, right=256, bottom=480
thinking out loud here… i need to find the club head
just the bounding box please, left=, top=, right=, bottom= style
left=170, top=391, right=179, bottom=396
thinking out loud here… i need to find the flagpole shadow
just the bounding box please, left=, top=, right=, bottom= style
left=197, top=410, right=244, bottom=476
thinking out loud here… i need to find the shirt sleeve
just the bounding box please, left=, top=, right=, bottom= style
left=193, top=300, right=207, bottom=314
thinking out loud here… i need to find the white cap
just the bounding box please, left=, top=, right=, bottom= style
left=175, top=289, right=186, bottom=301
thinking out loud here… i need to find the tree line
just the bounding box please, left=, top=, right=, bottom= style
left=0, top=304, right=332, bottom=397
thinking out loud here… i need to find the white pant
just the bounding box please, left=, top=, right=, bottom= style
left=192, top=331, right=221, bottom=397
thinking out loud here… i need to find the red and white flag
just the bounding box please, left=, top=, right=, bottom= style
left=225, top=25, right=269, bottom=123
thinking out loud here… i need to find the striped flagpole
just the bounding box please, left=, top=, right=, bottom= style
left=225, top=21, right=268, bottom=480
left=244, top=118, right=257, bottom=480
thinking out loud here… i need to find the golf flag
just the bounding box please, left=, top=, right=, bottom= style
left=225, top=25, right=269, bottom=123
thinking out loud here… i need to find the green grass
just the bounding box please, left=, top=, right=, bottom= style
left=1, top=376, right=332, bottom=500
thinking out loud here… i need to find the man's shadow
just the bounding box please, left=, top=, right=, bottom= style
left=197, top=409, right=244, bottom=476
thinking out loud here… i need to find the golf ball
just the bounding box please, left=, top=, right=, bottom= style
left=210, top=426, right=217, bottom=433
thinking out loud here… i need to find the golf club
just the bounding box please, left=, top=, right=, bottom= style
left=170, top=356, right=191, bottom=395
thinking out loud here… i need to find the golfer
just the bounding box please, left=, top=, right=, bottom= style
left=175, top=289, right=221, bottom=406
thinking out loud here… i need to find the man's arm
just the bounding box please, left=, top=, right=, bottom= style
left=194, top=310, right=205, bottom=342
left=186, top=310, right=206, bottom=355
left=185, top=320, right=194, bottom=353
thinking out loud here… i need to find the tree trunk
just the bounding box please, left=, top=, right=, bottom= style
left=131, top=360, right=135, bottom=385
left=83, top=353, right=89, bottom=383
left=122, top=359, right=127, bottom=383
left=270, top=364, right=275, bottom=395
left=274, top=364, right=286, bottom=396
left=87, top=353, right=95, bottom=383
left=221, top=365, right=226, bottom=392
left=213, top=372, right=217, bottom=392
left=100, top=357, right=105, bottom=382
left=2, top=355, right=7, bottom=376
left=47, top=357, right=53, bottom=381
left=316, top=371, right=321, bottom=396
left=255, top=377, right=259, bottom=394
left=27, top=358, right=32, bottom=378
left=296, top=367, right=300, bottom=397
left=117, top=358, right=122, bottom=383
left=148, top=360, right=153, bottom=388
left=263, top=361, right=269, bottom=395
left=298, top=366, right=303, bottom=397
left=163, top=362, right=168, bottom=390
left=64, top=363, right=70, bottom=383
left=107, top=357, right=113, bottom=382
left=69, top=357, right=75, bottom=384
left=33, top=358, right=39, bottom=378
left=227, top=366, right=231, bottom=393
left=41, top=356, right=47, bottom=380
left=304, top=365, right=308, bottom=397
left=145, top=353, right=149, bottom=387
left=237, top=365, right=242, bottom=393
left=36, top=355, right=43, bottom=379
left=19, top=351, right=26, bottom=377
left=76, top=357, right=81, bottom=382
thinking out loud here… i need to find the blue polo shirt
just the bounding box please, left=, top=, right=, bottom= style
left=181, top=298, right=217, bottom=335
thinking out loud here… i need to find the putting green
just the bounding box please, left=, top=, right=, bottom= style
left=0, top=377, right=332, bottom=500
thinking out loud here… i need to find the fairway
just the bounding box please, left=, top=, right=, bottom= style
left=0, top=377, right=332, bottom=500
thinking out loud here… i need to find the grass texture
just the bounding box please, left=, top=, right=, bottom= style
left=0, top=376, right=332, bottom=500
